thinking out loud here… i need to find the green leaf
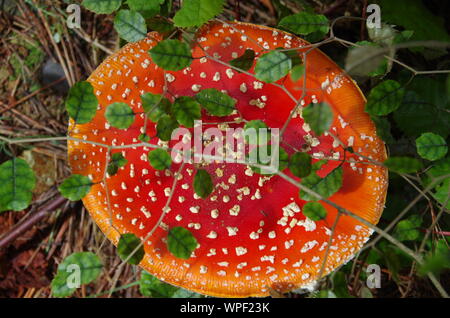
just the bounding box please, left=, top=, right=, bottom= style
left=65, top=81, right=98, bottom=124
left=434, top=178, right=450, bottom=210
left=394, top=91, right=450, bottom=138
left=289, top=152, right=312, bottom=178
left=360, top=287, right=373, bottom=298
left=147, top=16, right=175, bottom=34
left=244, top=120, right=269, bottom=145
left=148, top=149, right=172, bottom=170
left=366, top=80, right=405, bottom=116
left=278, top=12, right=329, bottom=36
left=255, top=50, right=292, bottom=83
left=195, top=88, right=236, bottom=117
left=381, top=245, right=403, bottom=283
left=332, top=272, right=352, bottom=298
left=172, top=289, right=203, bottom=298
left=167, top=227, right=198, bottom=259
left=312, top=160, right=328, bottom=171
left=117, top=233, right=145, bottom=265
left=418, top=240, right=450, bottom=277
left=107, top=153, right=128, bottom=176
left=193, top=169, right=214, bottom=198
left=394, top=215, right=422, bottom=242
left=425, top=157, right=450, bottom=180
left=371, top=115, right=394, bottom=144
left=302, top=102, right=333, bottom=136
left=229, top=49, right=255, bottom=72
left=248, top=145, right=289, bottom=175
left=127, top=0, right=160, bottom=18
left=156, top=115, right=179, bottom=141
left=0, top=158, right=36, bottom=212
left=290, top=64, right=305, bottom=82
left=173, top=0, right=224, bottom=28
left=416, top=133, right=448, bottom=161
left=51, top=271, right=77, bottom=298
left=114, top=10, right=147, bottom=43
left=299, top=166, right=343, bottom=201
left=139, top=133, right=151, bottom=142
left=105, top=102, right=135, bottom=129
left=302, top=201, right=327, bottom=221
left=378, top=0, right=450, bottom=54
left=313, top=290, right=337, bottom=298
left=51, top=252, right=103, bottom=298
left=58, top=175, right=93, bottom=201
left=384, top=157, right=422, bottom=174
left=280, top=48, right=302, bottom=67
left=139, top=271, right=179, bottom=297
left=173, top=96, right=201, bottom=127
left=141, top=93, right=171, bottom=122
left=149, top=39, right=192, bottom=71
left=82, top=0, right=122, bottom=14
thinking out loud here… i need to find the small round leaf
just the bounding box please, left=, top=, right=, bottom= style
left=300, top=166, right=343, bottom=201
left=107, top=153, right=128, bottom=176
left=384, top=157, right=423, bottom=174
left=229, top=49, right=255, bottom=72
left=141, top=93, right=171, bottom=123
left=173, top=0, right=224, bottom=28
left=255, top=51, right=292, bottom=83
left=0, top=158, right=36, bottom=212
left=105, top=102, right=135, bottom=129
left=193, top=169, right=214, bottom=198
left=82, top=0, right=122, bottom=14
left=149, top=39, right=192, bottom=71
left=290, top=64, right=305, bottom=82
left=303, top=202, right=327, bottom=221
left=416, top=132, right=448, bottom=161
left=279, top=12, right=329, bottom=35
left=173, top=96, right=201, bottom=127
left=302, top=102, right=333, bottom=136
left=195, top=88, right=236, bottom=117
left=117, top=233, right=145, bottom=265
left=394, top=215, right=422, bottom=242
left=65, top=81, right=98, bottom=124
left=114, top=10, right=147, bottom=43
left=127, top=0, right=160, bottom=18
left=148, top=149, right=172, bottom=170
left=139, top=271, right=179, bottom=297
left=366, top=80, right=405, bottom=116
left=289, top=152, right=312, bottom=178
left=51, top=252, right=103, bottom=297
left=157, top=115, right=179, bottom=141
left=167, top=227, right=198, bottom=259
left=58, top=175, right=93, bottom=201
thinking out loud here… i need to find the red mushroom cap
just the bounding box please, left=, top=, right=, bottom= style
left=68, top=21, right=388, bottom=297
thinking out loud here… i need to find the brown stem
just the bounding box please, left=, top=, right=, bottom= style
left=0, top=195, right=68, bottom=250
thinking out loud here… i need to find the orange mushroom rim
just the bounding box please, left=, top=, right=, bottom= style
left=67, top=21, right=388, bottom=298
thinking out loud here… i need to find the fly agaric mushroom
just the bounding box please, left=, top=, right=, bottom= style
left=68, top=21, right=387, bottom=297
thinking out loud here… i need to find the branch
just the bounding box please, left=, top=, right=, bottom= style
left=0, top=195, right=68, bottom=250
